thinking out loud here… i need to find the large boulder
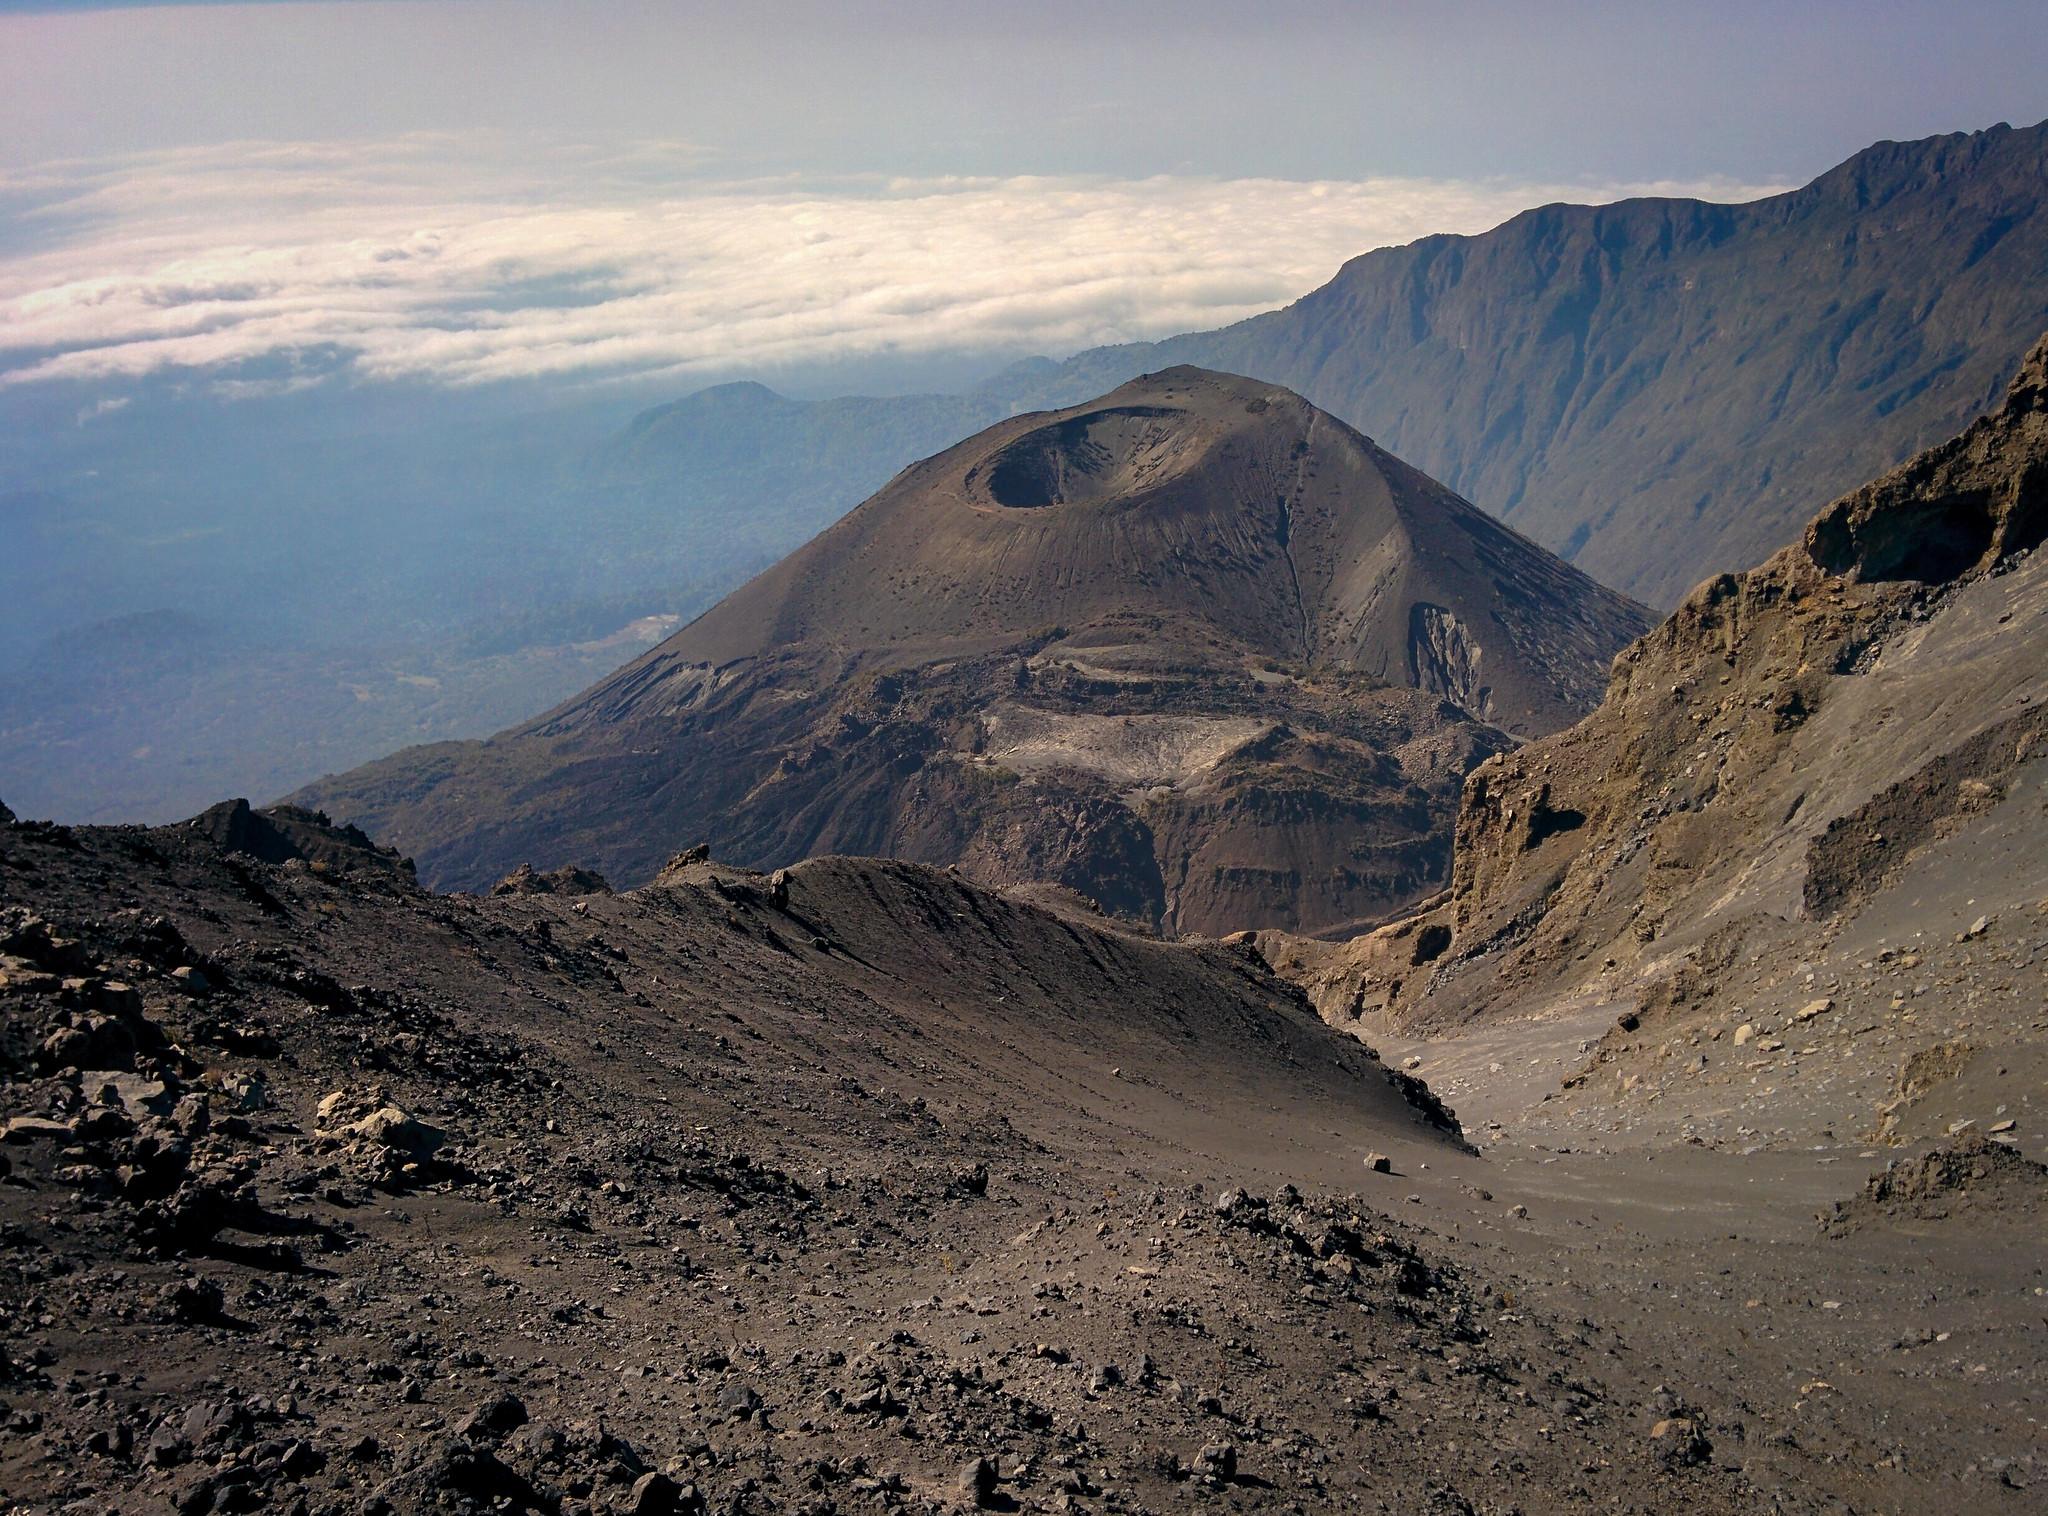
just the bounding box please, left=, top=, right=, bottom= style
left=315, top=1089, right=445, bottom=1162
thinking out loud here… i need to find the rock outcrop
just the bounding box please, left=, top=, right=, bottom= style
left=1267, top=333, right=2048, bottom=1032
left=186, top=799, right=414, bottom=880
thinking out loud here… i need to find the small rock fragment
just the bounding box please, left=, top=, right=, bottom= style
left=1649, top=1416, right=1711, bottom=1467
left=2, top=1115, right=74, bottom=1144
left=1195, top=1440, right=1237, bottom=1481
left=457, top=1393, right=528, bottom=1444
left=625, top=1470, right=685, bottom=1516
left=717, top=1382, right=763, bottom=1423
left=160, top=1277, right=224, bottom=1323
left=958, top=1455, right=998, bottom=1507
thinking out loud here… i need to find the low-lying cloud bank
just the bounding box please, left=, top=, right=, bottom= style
left=0, top=134, right=1785, bottom=395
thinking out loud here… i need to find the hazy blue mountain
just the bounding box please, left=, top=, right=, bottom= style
left=0, top=380, right=751, bottom=821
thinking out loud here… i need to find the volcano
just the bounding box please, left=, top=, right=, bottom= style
left=299, top=368, right=1650, bottom=934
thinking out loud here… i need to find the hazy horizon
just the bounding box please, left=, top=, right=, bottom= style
left=5, top=2, right=2045, bottom=407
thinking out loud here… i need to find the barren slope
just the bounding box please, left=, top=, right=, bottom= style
left=4, top=795, right=2041, bottom=1511
left=298, top=370, right=1648, bottom=936
left=1259, top=334, right=2048, bottom=1154
left=0, top=804, right=1769, bottom=1516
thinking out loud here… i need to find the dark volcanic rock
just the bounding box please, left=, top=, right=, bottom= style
left=457, top=1392, right=530, bottom=1444
left=490, top=861, right=614, bottom=897
left=187, top=798, right=413, bottom=879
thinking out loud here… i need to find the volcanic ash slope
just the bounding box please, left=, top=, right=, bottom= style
left=300, top=368, right=1649, bottom=937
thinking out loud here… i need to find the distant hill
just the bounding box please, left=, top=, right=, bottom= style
left=595, top=380, right=1015, bottom=555
left=604, top=121, right=2048, bottom=609
left=297, top=369, right=1650, bottom=936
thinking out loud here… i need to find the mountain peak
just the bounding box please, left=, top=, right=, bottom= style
left=650, top=367, right=1645, bottom=733
left=1797, top=117, right=2045, bottom=211
left=956, top=367, right=1305, bottom=514
left=297, top=372, right=1648, bottom=933
left=622, top=379, right=791, bottom=435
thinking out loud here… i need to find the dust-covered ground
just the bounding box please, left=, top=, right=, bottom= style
left=1, top=806, right=2040, bottom=1515
left=1367, top=768, right=2048, bottom=1515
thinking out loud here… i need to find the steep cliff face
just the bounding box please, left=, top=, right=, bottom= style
left=299, top=370, right=1647, bottom=937
left=605, top=124, right=2048, bottom=613
left=1262, top=334, right=2048, bottom=1032
left=1049, top=123, right=2048, bottom=607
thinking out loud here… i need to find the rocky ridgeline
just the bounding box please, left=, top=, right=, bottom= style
left=1249, top=335, right=2048, bottom=1154
left=1414, top=335, right=2042, bottom=1023
left=0, top=803, right=1774, bottom=1513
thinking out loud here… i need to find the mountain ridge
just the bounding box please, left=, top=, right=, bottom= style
left=1251, top=332, right=2048, bottom=1142
left=601, top=120, right=2048, bottom=610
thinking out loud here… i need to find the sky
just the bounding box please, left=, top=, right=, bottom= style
left=2, top=0, right=2045, bottom=399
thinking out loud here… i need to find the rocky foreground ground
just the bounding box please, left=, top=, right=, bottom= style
left=2, top=802, right=2042, bottom=1515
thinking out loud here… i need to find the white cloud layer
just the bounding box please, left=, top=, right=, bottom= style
left=0, top=134, right=1787, bottom=393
